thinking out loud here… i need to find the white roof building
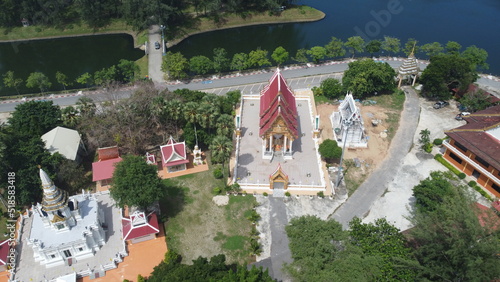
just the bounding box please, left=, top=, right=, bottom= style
left=41, top=126, right=85, bottom=161
left=331, top=93, right=368, bottom=148
left=26, top=169, right=106, bottom=268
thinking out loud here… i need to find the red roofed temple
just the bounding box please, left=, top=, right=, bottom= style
left=259, top=69, right=298, bottom=160
left=122, top=210, right=160, bottom=244
left=443, top=105, right=500, bottom=197
left=160, top=136, right=189, bottom=173
left=92, top=146, right=122, bottom=191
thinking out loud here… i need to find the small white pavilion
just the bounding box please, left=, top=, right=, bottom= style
left=331, top=93, right=367, bottom=148
left=397, top=51, right=420, bottom=88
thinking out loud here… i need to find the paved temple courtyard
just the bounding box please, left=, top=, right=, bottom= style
left=14, top=192, right=125, bottom=281
left=234, top=95, right=325, bottom=194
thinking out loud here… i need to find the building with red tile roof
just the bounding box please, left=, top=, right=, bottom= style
left=160, top=136, right=189, bottom=173
left=122, top=211, right=160, bottom=244
left=443, top=105, right=500, bottom=197
left=92, top=146, right=122, bottom=190
left=0, top=240, right=11, bottom=272
left=259, top=69, right=298, bottom=160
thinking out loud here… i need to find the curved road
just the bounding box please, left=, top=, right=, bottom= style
left=331, top=86, right=420, bottom=228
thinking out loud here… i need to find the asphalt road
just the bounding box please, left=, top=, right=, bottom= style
left=148, top=25, right=165, bottom=84
left=0, top=59, right=430, bottom=113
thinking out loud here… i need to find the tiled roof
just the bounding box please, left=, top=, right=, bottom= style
left=0, top=240, right=10, bottom=266
left=475, top=203, right=500, bottom=230
left=92, top=157, right=123, bottom=181
left=97, top=146, right=120, bottom=161
left=160, top=137, right=188, bottom=168
left=41, top=126, right=82, bottom=161
left=122, top=212, right=160, bottom=241
left=445, top=105, right=500, bottom=171
left=259, top=69, right=298, bottom=138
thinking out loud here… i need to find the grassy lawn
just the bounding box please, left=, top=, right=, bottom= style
left=160, top=169, right=257, bottom=265
left=135, top=55, right=148, bottom=79
left=0, top=20, right=143, bottom=45
left=168, top=5, right=325, bottom=44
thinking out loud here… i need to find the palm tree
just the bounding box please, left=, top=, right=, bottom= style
left=209, top=135, right=233, bottom=185
left=61, top=106, right=79, bottom=128
left=151, top=95, right=167, bottom=128
left=197, top=103, right=219, bottom=130
left=216, top=114, right=234, bottom=138
left=184, top=101, right=198, bottom=124
left=76, top=97, right=96, bottom=117
left=165, top=100, right=184, bottom=137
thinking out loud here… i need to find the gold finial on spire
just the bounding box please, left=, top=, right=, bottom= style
left=410, top=42, right=417, bottom=57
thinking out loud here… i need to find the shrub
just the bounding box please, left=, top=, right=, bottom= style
left=285, top=191, right=291, bottom=197
left=213, top=168, right=223, bottom=179
left=137, top=275, right=146, bottom=282
left=473, top=185, right=493, bottom=201
left=468, top=181, right=476, bottom=187
left=317, top=191, right=325, bottom=198
left=458, top=173, right=466, bottom=179
left=424, top=143, right=433, bottom=153
left=433, top=138, right=443, bottom=145
left=263, top=192, right=268, bottom=196
left=434, top=154, right=462, bottom=176
left=213, top=187, right=222, bottom=194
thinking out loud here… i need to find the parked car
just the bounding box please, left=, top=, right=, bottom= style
left=433, top=101, right=449, bottom=109
left=154, top=41, right=160, bottom=50
left=455, top=112, right=470, bottom=120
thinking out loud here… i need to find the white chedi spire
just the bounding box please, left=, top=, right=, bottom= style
left=39, top=168, right=69, bottom=212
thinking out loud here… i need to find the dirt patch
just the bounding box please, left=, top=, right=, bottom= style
left=316, top=103, right=391, bottom=181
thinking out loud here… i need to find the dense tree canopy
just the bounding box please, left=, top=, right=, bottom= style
left=318, top=139, right=342, bottom=162
left=342, top=59, right=396, bottom=98
left=110, top=154, right=166, bottom=210
left=8, top=100, right=62, bottom=137
left=148, top=253, right=274, bottom=282
left=409, top=173, right=500, bottom=281
left=420, top=54, right=478, bottom=100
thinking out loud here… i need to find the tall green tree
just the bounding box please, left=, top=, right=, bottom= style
left=2, top=71, right=23, bottom=95
left=412, top=171, right=455, bottom=214
left=409, top=176, right=500, bottom=281
left=26, top=72, right=52, bottom=94
left=382, top=36, right=401, bottom=55
left=212, top=47, right=229, bottom=73
left=421, top=42, right=444, bottom=57
left=55, top=71, right=71, bottom=91
left=61, top=106, right=79, bottom=128
left=216, top=114, right=234, bottom=138
left=420, top=54, right=478, bottom=100
left=462, top=45, right=489, bottom=70
left=247, top=48, right=271, bottom=68
left=162, top=51, right=189, bottom=80
left=209, top=135, right=233, bottom=184
left=349, top=218, right=418, bottom=281
left=307, top=46, right=327, bottom=63
left=189, top=55, right=213, bottom=75
left=76, top=72, right=94, bottom=88
left=344, top=36, right=365, bottom=58
left=292, top=48, right=309, bottom=64
left=342, top=59, right=396, bottom=98
left=445, top=41, right=462, bottom=55
left=271, top=46, right=289, bottom=66
left=117, top=59, right=140, bottom=82
left=319, top=78, right=343, bottom=99
left=8, top=100, right=61, bottom=136
left=324, top=37, right=346, bottom=59
left=110, top=155, right=165, bottom=210
left=230, top=53, right=249, bottom=72
left=459, top=88, right=492, bottom=112
left=365, top=40, right=382, bottom=57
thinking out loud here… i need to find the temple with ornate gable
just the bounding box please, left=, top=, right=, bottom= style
left=233, top=69, right=327, bottom=196
left=259, top=69, right=299, bottom=160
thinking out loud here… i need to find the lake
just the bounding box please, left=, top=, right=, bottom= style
left=0, top=34, right=143, bottom=96
left=170, top=0, right=500, bottom=74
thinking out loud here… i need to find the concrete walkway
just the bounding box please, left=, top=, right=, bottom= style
left=331, top=86, right=420, bottom=229
left=147, top=25, right=165, bottom=84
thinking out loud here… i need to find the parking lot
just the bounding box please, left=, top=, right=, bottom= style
left=202, top=73, right=342, bottom=95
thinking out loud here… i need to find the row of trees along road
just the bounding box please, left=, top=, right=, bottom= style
left=0, top=83, right=240, bottom=207
left=1, top=60, right=139, bottom=95
left=285, top=171, right=500, bottom=281
left=0, top=0, right=295, bottom=31
left=162, top=37, right=488, bottom=80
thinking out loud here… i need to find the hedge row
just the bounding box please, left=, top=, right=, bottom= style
left=435, top=154, right=494, bottom=201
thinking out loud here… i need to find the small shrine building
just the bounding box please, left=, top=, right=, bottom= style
left=160, top=136, right=189, bottom=173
